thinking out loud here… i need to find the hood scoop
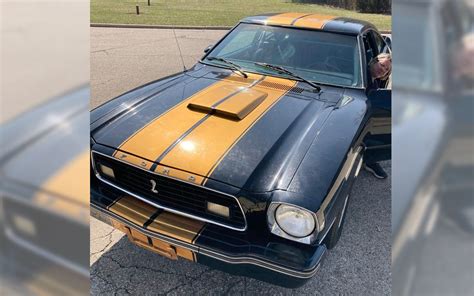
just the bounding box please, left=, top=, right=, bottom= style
left=188, top=85, right=267, bottom=120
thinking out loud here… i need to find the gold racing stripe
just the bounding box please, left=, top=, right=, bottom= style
left=108, top=196, right=205, bottom=261
left=113, top=75, right=262, bottom=169
left=266, top=12, right=310, bottom=25
left=109, top=195, right=156, bottom=226
left=146, top=211, right=205, bottom=244
left=292, top=14, right=336, bottom=29
left=147, top=212, right=204, bottom=261
left=214, top=89, right=267, bottom=120
left=158, top=76, right=297, bottom=184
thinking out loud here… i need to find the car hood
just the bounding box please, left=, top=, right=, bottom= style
left=91, top=65, right=350, bottom=193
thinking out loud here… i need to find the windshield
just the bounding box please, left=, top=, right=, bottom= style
left=205, top=23, right=362, bottom=87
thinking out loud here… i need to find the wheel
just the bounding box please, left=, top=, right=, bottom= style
left=324, top=194, right=350, bottom=249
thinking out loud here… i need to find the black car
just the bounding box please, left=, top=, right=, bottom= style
left=90, top=13, right=391, bottom=287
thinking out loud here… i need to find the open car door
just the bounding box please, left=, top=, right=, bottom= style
left=364, top=89, right=391, bottom=164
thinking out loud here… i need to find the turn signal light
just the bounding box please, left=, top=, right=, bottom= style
left=99, top=164, right=115, bottom=179
left=207, top=202, right=230, bottom=218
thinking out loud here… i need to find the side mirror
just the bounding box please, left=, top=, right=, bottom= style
left=204, top=44, right=213, bottom=54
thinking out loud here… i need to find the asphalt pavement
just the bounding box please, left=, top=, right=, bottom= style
left=90, top=27, right=391, bottom=295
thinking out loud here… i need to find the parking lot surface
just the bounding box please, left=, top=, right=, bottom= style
left=91, top=27, right=391, bottom=295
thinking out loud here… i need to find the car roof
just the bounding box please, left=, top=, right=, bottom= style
left=240, top=13, right=377, bottom=35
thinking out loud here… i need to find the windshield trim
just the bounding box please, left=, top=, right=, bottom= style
left=357, top=33, right=367, bottom=88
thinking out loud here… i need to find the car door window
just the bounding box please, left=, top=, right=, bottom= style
left=363, top=33, right=376, bottom=64
left=372, top=32, right=390, bottom=54
left=364, top=31, right=392, bottom=89
left=363, top=32, right=379, bottom=86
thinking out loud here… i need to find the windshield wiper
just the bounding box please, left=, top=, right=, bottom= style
left=206, top=57, right=248, bottom=78
left=254, top=62, right=321, bottom=92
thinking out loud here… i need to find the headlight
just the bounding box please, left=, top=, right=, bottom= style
left=267, top=203, right=319, bottom=244
left=275, top=205, right=315, bottom=237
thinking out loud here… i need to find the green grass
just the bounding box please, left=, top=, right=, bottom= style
left=91, top=0, right=391, bottom=31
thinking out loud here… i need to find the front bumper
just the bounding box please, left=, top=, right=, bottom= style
left=91, top=188, right=327, bottom=288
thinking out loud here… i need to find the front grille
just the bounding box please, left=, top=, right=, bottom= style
left=92, top=152, right=246, bottom=230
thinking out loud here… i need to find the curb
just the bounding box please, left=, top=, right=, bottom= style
left=90, top=23, right=233, bottom=30
left=90, top=23, right=391, bottom=34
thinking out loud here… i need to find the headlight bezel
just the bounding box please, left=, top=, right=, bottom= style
left=267, top=202, right=321, bottom=245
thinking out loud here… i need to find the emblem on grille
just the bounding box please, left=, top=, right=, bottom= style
left=150, top=179, right=158, bottom=193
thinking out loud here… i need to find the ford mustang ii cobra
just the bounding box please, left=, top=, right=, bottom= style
left=90, top=13, right=391, bottom=287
